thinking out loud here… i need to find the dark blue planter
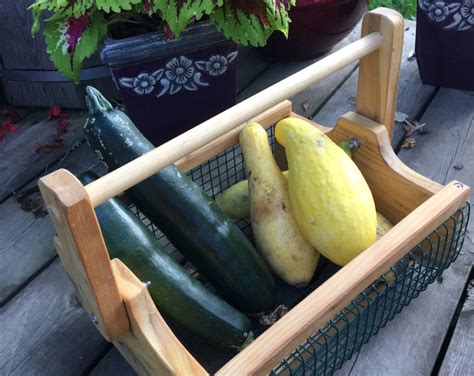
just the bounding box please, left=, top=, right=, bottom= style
left=101, top=22, right=238, bottom=146
left=416, top=0, right=474, bottom=91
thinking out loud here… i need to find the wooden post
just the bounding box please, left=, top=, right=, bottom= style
left=38, top=169, right=129, bottom=342
left=112, top=259, right=208, bottom=376
left=356, top=7, right=404, bottom=140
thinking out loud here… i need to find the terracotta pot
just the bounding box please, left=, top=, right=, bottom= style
left=264, top=0, right=368, bottom=60
left=416, top=0, right=474, bottom=91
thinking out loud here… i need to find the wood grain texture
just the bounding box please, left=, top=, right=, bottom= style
left=39, top=169, right=129, bottom=342
left=85, top=32, right=383, bottom=207
left=112, top=259, right=208, bottom=376
left=2, top=78, right=118, bottom=109
left=237, top=25, right=361, bottom=117
left=356, top=8, right=404, bottom=139
left=335, top=87, right=474, bottom=376
left=0, top=1, right=115, bottom=108
left=0, top=143, right=104, bottom=305
left=313, top=21, right=434, bottom=148
left=439, top=281, right=474, bottom=376
left=0, top=0, right=53, bottom=69
left=0, top=260, right=108, bottom=375
left=0, top=110, right=87, bottom=202
left=217, top=183, right=469, bottom=375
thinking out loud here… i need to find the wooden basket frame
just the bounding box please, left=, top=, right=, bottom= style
left=39, top=8, right=470, bottom=376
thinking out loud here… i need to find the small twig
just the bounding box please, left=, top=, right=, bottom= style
left=402, top=120, right=426, bottom=137
left=259, top=304, right=289, bottom=326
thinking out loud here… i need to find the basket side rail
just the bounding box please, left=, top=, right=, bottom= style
left=111, top=259, right=208, bottom=376
left=216, top=181, right=470, bottom=376
left=38, top=171, right=129, bottom=342
left=85, top=7, right=404, bottom=208
left=39, top=170, right=207, bottom=375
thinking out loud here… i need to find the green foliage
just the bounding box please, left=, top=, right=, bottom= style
left=369, top=0, right=417, bottom=20
left=30, top=0, right=296, bottom=81
left=211, top=0, right=295, bottom=47
left=44, top=10, right=107, bottom=83
left=153, top=0, right=218, bottom=37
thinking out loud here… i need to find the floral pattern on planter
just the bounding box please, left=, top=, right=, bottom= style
left=118, top=51, right=238, bottom=97
left=419, top=0, right=474, bottom=30
left=119, top=70, right=163, bottom=95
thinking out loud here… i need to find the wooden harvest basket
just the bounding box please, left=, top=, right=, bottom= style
left=39, top=8, right=470, bottom=376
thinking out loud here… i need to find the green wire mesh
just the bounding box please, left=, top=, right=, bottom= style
left=269, top=202, right=469, bottom=376
left=130, top=125, right=470, bottom=375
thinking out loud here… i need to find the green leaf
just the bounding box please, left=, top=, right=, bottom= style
left=95, top=0, right=143, bottom=13
left=210, top=4, right=271, bottom=47
left=30, top=0, right=145, bottom=19
left=44, top=11, right=107, bottom=83
left=264, top=0, right=295, bottom=38
left=210, top=0, right=294, bottom=47
left=31, top=6, right=42, bottom=35
left=152, top=0, right=217, bottom=36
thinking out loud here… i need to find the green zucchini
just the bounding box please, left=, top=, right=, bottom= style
left=78, top=171, right=253, bottom=349
left=83, top=87, right=275, bottom=314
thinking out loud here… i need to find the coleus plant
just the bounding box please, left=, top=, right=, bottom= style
left=30, top=0, right=295, bottom=83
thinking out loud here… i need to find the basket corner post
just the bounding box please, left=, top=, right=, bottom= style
left=38, top=168, right=130, bottom=342
left=356, top=7, right=405, bottom=140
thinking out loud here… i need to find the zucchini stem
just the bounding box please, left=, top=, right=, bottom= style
left=85, top=86, right=113, bottom=115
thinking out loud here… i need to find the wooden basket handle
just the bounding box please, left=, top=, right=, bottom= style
left=85, top=8, right=404, bottom=208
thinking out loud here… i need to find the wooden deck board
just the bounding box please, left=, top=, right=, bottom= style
left=236, top=46, right=272, bottom=95
left=335, top=88, right=474, bottom=376
left=0, top=261, right=108, bottom=375
left=237, top=25, right=361, bottom=114
left=439, top=281, right=474, bottom=376
left=313, top=21, right=433, bottom=148
left=0, top=143, right=105, bottom=305
left=0, top=110, right=87, bottom=202
left=89, top=347, right=136, bottom=376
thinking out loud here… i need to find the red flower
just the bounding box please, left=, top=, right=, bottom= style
left=48, top=104, right=62, bottom=120
left=35, top=106, right=70, bottom=153
left=2, top=120, right=18, bottom=132
left=56, top=116, right=70, bottom=140
left=0, top=119, right=19, bottom=142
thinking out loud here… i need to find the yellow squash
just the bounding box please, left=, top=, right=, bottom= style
left=216, top=142, right=351, bottom=220
left=240, top=123, right=319, bottom=287
left=377, top=212, right=393, bottom=240
left=216, top=180, right=250, bottom=219
left=275, top=117, right=377, bottom=266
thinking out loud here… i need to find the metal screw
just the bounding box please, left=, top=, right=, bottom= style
left=90, top=314, right=99, bottom=325
left=143, top=281, right=151, bottom=289
left=454, top=183, right=463, bottom=190
left=349, top=138, right=361, bottom=150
